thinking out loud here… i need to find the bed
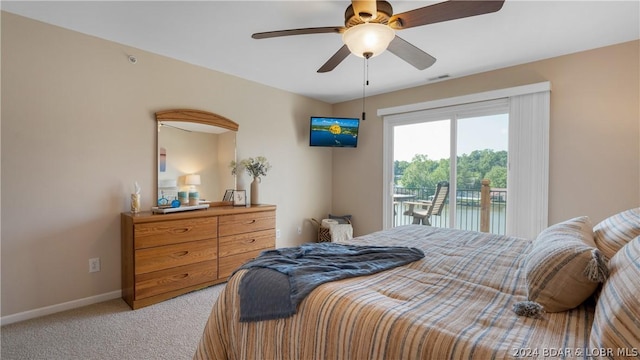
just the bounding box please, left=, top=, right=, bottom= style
left=194, top=209, right=640, bottom=360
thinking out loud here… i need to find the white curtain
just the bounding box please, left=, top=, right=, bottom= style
left=507, top=91, right=550, bottom=239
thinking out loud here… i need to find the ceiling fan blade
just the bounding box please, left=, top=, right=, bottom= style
left=252, top=26, right=344, bottom=39
left=317, top=45, right=352, bottom=73
left=351, top=0, right=377, bottom=22
left=389, top=0, right=505, bottom=30
left=387, top=36, right=436, bottom=70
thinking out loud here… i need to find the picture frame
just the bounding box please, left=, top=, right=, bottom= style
left=222, top=189, right=234, bottom=202
left=233, top=190, right=247, bottom=206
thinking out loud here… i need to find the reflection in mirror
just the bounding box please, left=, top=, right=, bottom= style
left=155, top=109, right=238, bottom=207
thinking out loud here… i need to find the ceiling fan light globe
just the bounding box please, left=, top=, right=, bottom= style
left=342, top=23, right=395, bottom=58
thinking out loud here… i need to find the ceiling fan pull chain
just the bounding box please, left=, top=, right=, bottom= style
left=362, top=56, right=369, bottom=120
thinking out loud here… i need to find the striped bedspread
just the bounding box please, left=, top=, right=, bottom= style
left=194, top=225, right=594, bottom=360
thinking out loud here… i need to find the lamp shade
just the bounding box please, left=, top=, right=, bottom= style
left=185, top=174, right=201, bottom=186
left=342, top=23, right=395, bottom=58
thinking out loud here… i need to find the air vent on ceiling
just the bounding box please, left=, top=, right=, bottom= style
left=428, top=74, right=450, bottom=81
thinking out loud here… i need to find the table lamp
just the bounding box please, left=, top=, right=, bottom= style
left=185, top=174, right=201, bottom=191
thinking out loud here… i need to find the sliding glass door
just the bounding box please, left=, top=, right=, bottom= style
left=387, top=99, right=509, bottom=234
left=455, top=113, right=508, bottom=234
left=382, top=83, right=550, bottom=238
left=392, top=119, right=450, bottom=227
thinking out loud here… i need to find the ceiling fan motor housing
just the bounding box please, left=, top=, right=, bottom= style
left=345, top=1, right=393, bottom=28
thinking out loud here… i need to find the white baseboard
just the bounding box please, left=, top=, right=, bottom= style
left=1, top=290, right=122, bottom=326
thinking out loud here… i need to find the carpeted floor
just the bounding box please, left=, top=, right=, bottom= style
left=1, top=284, right=225, bottom=360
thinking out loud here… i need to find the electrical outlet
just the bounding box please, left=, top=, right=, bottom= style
left=89, top=258, right=101, bottom=273
left=297, top=226, right=302, bottom=235
left=276, top=229, right=281, bottom=239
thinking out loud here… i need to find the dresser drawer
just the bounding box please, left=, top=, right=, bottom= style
left=135, top=260, right=217, bottom=300
left=134, top=217, right=217, bottom=249
left=218, top=249, right=265, bottom=279
left=219, top=211, right=275, bottom=237
left=135, top=239, right=217, bottom=275
left=219, top=229, right=274, bottom=258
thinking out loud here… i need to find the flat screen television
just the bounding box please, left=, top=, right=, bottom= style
left=309, top=116, right=359, bottom=148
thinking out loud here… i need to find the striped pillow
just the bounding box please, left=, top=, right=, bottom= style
left=593, top=208, right=640, bottom=261
left=524, top=216, right=607, bottom=313
left=590, top=236, right=640, bottom=351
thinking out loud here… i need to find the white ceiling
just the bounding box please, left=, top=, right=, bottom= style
left=3, top=1, right=639, bottom=104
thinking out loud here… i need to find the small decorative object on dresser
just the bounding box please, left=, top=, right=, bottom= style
left=178, top=191, right=188, bottom=205
left=131, top=193, right=141, bottom=213
left=131, top=181, right=141, bottom=213
left=233, top=190, right=247, bottom=207
left=189, top=191, right=200, bottom=206
left=251, top=178, right=260, bottom=205
left=222, top=189, right=234, bottom=202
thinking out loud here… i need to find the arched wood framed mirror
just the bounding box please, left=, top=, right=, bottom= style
left=155, top=109, right=238, bottom=207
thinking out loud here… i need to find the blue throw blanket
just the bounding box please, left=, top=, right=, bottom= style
left=235, top=242, right=425, bottom=322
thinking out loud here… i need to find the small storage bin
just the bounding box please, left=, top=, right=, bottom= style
left=311, top=217, right=352, bottom=243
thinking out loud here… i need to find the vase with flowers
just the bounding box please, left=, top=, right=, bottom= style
left=230, top=156, right=271, bottom=204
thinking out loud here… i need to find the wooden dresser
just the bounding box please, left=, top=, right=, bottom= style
left=121, top=204, right=276, bottom=309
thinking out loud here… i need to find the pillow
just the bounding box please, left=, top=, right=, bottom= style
left=593, top=207, right=640, bottom=261
left=590, top=236, right=640, bottom=351
left=522, top=216, right=608, bottom=313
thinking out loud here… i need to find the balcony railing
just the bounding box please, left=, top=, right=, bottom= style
left=393, top=185, right=507, bottom=235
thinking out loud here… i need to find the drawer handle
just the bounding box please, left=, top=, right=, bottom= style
left=173, top=273, right=189, bottom=280
left=172, top=228, right=190, bottom=234
left=245, top=220, right=257, bottom=224
left=247, top=238, right=256, bottom=244
left=173, top=250, right=189, bottom=257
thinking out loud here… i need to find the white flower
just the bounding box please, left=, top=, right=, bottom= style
left=230, top=156, right=272, bottom=180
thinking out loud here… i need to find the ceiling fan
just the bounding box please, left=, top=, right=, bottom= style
left=252, top=0, right=505, bottom=73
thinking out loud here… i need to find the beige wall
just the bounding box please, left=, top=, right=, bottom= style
left=1, top=12, right=333, bottom=317
left=333, top=40, right=640, bottom=236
